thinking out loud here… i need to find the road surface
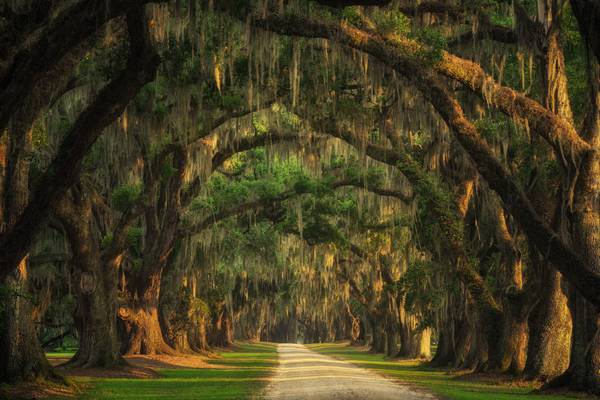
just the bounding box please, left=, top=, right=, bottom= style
left=262, top=343, right=437, bottom=399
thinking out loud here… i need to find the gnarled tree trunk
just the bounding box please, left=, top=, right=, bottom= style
left=119, top=271, right=175, bottom=355
left=1, top=260, right=56, bottom=383
left=54, top=189, right=124, bottom=368
left=525, top=263, right=571, bottom=380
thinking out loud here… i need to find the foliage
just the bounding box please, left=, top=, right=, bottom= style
left=412, top=27, right=447, bottom=65
left=400, top=261, right=445, bottom=327
left=111, top=184, right=142, bottom=213
left=371, top=8, right=411, bottom=36
left=101, top=233, right=114, bottom=250
left=126, top=227, right=144, bottom=250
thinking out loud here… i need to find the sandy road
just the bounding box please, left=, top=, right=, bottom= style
left=262, top=343, right=438, bottom=400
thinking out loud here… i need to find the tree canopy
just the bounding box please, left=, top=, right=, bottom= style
left=1, top=0, right=599, bottom=396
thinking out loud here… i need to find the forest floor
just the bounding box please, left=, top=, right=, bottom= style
left=38, top=342, right=278, bottom=400
left=262, top=343, right=437, bottom=399
left=308, top=342, right=597, bottom=400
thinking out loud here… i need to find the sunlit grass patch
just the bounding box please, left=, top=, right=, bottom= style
left=53, top=342, right=277, bottom=400
left=46, top=346, right=78, bottom=359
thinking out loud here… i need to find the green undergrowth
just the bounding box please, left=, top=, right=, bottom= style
left=55, top=342, right=277, bottom=400
left=308, top=342, right=592, bottom=400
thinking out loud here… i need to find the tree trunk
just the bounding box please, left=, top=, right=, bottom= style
left=560, top=152, right=600, bottom=391
left=399, top=324, right=431, bottom=359
left=119, top=272, right=175, bottom=355
left=71, top=273, right=124, bottom=367
left=356, top=318, right=366, bottom=344
left=348, top=311, right=363, bottom=344
left=0, top=116, right=57, bottom=383
left=188, top=315, right=209, bottom=353
left=398, top=310, right=431, bottom=359
left=55, top=191, right=124, bottom=368
left=455, top=304, right=495, bottom=371
left=159, top=305, right=193, bottom=354
left=497, top=303, right=528, bottom=374
left=430, top=300, right=460, bottom=367
left=525, top=148, right=572, bottom=379
left=0, top=260, right=57, bottom=383
left=385, top=325, right=398, bottom=357
left=525, top=266, right=571, bottom=380
left=552, top=31, right=600, bottom=393
left=117, top=126, right=185, bottom=355
left=430, top=327, right=456, bottom=366
left=370, top=316, right=386, bottom=353
left=548, top=294, right=600, bottom=393
left=209, top=306, right=234, bottom=347
left=119, top=305, right=175, bottom=355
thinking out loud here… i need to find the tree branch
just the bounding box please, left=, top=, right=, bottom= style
left=0, top=6, right=161, bottom=280
left=250, top=13, right=589, bottom=164
left=250, top=12, right=600, bottom=307
left=331, top=178, right=414, bottom=203
left=0, top=0, right=167, bottom=133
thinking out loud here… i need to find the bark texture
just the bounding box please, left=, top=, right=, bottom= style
left=54, top=188, right=124, bottom=367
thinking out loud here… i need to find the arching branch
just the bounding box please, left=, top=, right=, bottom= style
left=183, top=131, right=320, bottom=204
left=250, top=11, right=600, bottom=308
left=249, top=12, right=589, bottom=162
left=190, top=101, right=276, bottom=145
left=0, top=6, right=161, bottom=279
left=331, top=179, right=414, bottom=203
left=0, top=0, right=168, bottom=133
left=211, top=132, right=320, bottom=170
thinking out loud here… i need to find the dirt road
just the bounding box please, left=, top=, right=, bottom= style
left=262, top=343, right=438, bottom=399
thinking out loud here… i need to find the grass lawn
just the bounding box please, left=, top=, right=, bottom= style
left=308, top=342, right=592, bottom=400
left=52, top=343, right=277, bottom=400
left=46, top=346, right=78, bottom=359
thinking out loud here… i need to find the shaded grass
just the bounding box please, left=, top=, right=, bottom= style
left=308, top=343, right=589, bottom=400
left=55, top=342, right=277, bottom=400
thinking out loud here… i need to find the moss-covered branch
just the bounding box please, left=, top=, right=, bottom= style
left=250, top=12, right=600, bottom=308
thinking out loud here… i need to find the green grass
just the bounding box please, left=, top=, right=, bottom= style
left=308, top=343, right=589, bottom=400
left=46, top=346, right=77, bottom=359
left=57, top=343, right=277, bottom=400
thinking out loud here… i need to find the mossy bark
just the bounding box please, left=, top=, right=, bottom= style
left=525, top=266, right=571, bottom=380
